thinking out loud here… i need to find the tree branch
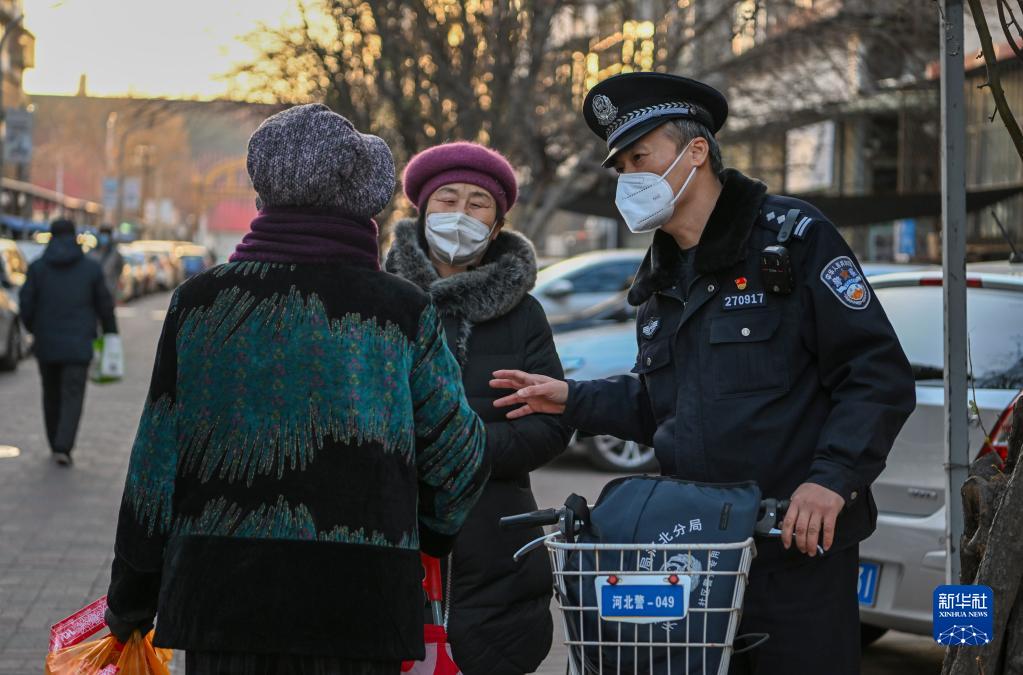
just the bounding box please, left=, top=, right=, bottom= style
left=997, top=0, right=1023, bottom=64
left=968, top=0, right=1023, bottom=164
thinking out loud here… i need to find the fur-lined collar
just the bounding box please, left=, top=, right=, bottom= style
left=627, top=169, right=768, bottom=306
left=384, top=218, right=538, bottom=324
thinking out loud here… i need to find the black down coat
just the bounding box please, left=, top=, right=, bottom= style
left=20, top=234, right=118, bottom=364
left=386, top=219, right=572, bottom=675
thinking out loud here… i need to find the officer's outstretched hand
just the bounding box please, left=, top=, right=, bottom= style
left=781, top=483, right=846, bottom=557
left=491, top=370, right=569, bottom=419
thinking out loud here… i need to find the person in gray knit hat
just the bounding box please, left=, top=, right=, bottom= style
left=104, top=104, right=489, bottom=674
left=246, top=103, right=394, bottom=216
left=228, top=103, right=396, bottom=266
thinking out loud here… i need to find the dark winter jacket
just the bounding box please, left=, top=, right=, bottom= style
left=106, top=260, right=489, bottom=661
left=385, top=219, right=572, bottom=675
left=19, top=235, right=118, bottom=363
left=564, top=169, right=915, bottom=572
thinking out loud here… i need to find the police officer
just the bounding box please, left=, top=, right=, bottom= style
left=491, top=72, right=916, bottom=674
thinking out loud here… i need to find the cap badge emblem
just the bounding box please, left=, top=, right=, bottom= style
left=592, top=94, right=618, bottom=126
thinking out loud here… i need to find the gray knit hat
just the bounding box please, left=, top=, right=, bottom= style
left=246, top=103, right=395, bottom=218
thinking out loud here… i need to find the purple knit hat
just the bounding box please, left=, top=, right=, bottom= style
left=402, top=142, right=518, bottom=215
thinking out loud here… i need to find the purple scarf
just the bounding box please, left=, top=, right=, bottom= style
left=230, top=207, right=380, bottom=269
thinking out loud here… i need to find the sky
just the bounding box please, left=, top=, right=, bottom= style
left=22, top=0, right=299, bottom=98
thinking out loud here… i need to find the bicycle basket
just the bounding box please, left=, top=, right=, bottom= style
left=558, top=476, right=761, bottom=674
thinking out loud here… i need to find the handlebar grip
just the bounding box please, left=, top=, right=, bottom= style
left=754, top=497, right=791, bottom=536
left=500, top=508, right=560, bottom=531
left=420, top=554, right=443, bottom=601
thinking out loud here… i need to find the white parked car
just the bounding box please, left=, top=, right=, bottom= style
left=858, top=266, right=1023, bottom=644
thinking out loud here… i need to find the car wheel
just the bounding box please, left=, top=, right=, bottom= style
left=0, top=324, right=19, bottom=371
left=860, top=622, right=888, bottom=648
left=584, top=435, right=658, bottom=472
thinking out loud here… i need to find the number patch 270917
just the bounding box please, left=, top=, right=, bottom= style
left=722, top=293, right=766, bottom=310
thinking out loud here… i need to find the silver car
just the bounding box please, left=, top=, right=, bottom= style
left=535, top=249, right=646, bottom=322
left=555, top=319, right=659, bottom=472
left=859, top=266, right=1023, bottom=644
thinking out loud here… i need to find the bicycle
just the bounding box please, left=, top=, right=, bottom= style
left=500, top=492, right=791, bottom=675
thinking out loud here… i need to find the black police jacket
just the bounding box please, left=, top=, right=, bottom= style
left=563, top=169, right=916, bottom=571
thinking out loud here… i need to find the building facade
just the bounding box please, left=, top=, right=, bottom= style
left=549, top=0, right=1022, bottom=263
left=29, top=95, right=280, bottom=255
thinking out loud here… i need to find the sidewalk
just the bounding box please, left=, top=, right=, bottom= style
left=0, top=294, right=171, bottom=674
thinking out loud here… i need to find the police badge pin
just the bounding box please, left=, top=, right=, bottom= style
left=592, top=94, right=618, bottom=126
left=820, top=256, right=871, bottom=310
left=642, top=317, right=661, bottom=339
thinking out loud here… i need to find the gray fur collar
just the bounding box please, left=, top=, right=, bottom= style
left=384, top=218, right=538, bottom=324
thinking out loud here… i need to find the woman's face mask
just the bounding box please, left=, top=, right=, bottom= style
left=614, top=138, right=697, bottom=234
left=425, top=212, right=497, bottom=267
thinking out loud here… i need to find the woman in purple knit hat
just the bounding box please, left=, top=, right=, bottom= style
left=386, top=142, right=572, bottom=675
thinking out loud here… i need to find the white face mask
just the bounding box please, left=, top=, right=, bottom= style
left=614, top=139, right=698, bottom=234
left=424, top=212, right=496, bottom=267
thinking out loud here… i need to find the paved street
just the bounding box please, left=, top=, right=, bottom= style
left=0, top=290, right=943, bottom=674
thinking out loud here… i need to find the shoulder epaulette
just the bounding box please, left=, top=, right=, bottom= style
left=761, top=201, right=815, bottom=241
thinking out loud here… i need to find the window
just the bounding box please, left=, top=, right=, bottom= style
left=4, top=248, right=26, bottom=276
left=569, top=260, right=641, bottom=294
left=877, top=286, right=1023, bottom=388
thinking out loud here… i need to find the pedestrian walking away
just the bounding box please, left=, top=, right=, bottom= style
left=88, top=224, right=125, bottom=300
left=18, top=218, right=119, bottom=466
left=102, top=103, right=490, bottom=675
left=491, top=72, right=917, bottom=675
left=387, top=141, right=573, bottom=675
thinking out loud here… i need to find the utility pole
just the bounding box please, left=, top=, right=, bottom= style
left=113, top=107, right=161, bottom=229
left=113, top=125, right=136, bottom=229
left=940, top=0, right=969, bottom=585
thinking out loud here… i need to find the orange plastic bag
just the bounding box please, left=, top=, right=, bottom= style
left=46, top=596, right=172, bottom=675
left=44, top=632, right=121, bottom=674
left=45, top=630, right=172, bottom=675
left=112, top=631, right=173, bottom=675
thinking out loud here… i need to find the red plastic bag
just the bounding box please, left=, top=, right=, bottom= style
left=401, top=625, right=460, bottom=675
left=401, top=556, right=461, bottom=675
left=45, top=596, right=172, bottom=675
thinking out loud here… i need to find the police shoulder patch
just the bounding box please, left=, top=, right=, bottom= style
left=820, top=256, right=871, bottom=310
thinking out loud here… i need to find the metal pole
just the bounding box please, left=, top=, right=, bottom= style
left=114, top=130, right=129, bottom=228
left=940, top=0, right=969, bottom=585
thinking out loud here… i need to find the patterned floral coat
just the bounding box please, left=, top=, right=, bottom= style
left=106, top=260, right=488, bottom=661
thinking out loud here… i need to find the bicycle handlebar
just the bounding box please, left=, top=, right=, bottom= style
left=499, top=508, right=561, bottom=531
left=501, top=499, right=792, bottom=535
left=753, top=497, right=790, bottom=536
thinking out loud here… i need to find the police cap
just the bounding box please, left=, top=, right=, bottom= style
left=583, top=72, right=728, bottom=168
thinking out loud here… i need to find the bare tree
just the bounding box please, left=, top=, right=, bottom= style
left=227, top=0, right=935, bottom=236
left=227, top=0, right=785, bottom=237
